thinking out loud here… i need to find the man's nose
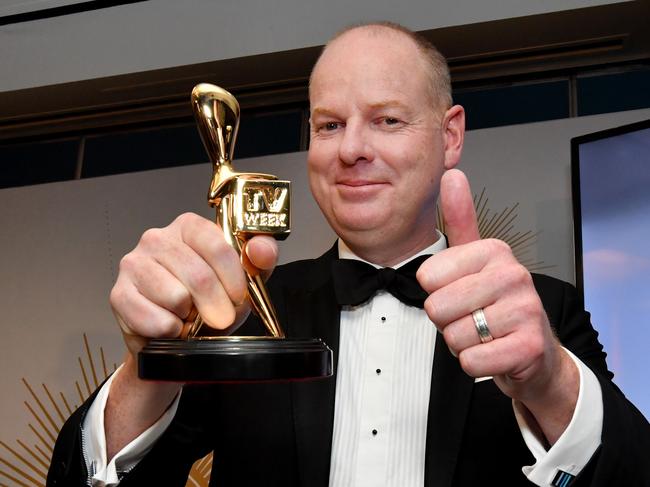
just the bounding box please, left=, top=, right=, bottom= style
left=338, top=122, right=373, bottom=165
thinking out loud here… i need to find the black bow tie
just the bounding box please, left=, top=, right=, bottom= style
left=331, top=254, right=430, bottom=308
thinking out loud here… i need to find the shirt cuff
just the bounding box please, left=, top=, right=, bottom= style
left=514, top=348, right=603, bottom=486
left=81, top=364, right=182, bottom=486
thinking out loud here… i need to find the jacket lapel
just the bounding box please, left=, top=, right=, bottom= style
left=424, top=334, right=475, bottom=487
left=287, top=246, right=340, bottom=487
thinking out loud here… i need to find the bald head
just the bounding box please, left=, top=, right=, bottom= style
left=310, top=22, right=452, bottom=114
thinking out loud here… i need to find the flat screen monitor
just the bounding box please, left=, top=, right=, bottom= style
left=572, top=118, right=650, bottom=420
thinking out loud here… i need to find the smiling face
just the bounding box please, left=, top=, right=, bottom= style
left=308, top=26, right=464, bottom=265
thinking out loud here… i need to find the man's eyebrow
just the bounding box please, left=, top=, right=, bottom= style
left=367, top=100, right=408, bottom=110
left=311, top=101, right=408, bottom=118
left=310, top=107, right=338, bottom=118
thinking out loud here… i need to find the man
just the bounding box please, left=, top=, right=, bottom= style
left=48, top=22, right=648, bottom=487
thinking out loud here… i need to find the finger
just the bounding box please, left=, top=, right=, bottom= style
left=139, top=225, right=240, bottom=329
left=457, top=331, right=544, bottom=380
left=122, top=254, right=194, bottom=320
left=424, top=271, right=498, bottom=326
left=422, top=258, right=525, bottom=324
left=231, top=301, right=253, bottom=331
left=439, top=304, right=513, bottom=356
left=243, top=235, right=279, bottom=278
left=417, top=238, right=512, bottom=292
left=246, top=236, right=279, bottom=271
left=154, top=247, right=238, bottom=330
left=178, top=214, right=248, bottom=307
left=440, top=169, right=480, bottom=246
left=110, top=277, right=183, bottom=339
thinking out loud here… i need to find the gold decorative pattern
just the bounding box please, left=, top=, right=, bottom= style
left=186, top=454, right=213, bottom=487
left=437, top=187, right=555, bottom=273
left=0, top=335, right=213, bottom=486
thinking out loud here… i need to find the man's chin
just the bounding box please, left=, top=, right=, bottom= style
left=336, top=208, right=390, bottom=232
left=332, top=214, right=390, bottom=240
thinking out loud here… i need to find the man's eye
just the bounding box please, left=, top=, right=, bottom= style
left=324, top=122, right=340, bottom=131
left=384, top=117, right=400, bottom=125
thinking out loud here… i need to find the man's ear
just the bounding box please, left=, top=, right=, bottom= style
left=442, top=105, right=465, bottom=170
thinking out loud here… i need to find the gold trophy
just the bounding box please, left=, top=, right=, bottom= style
left=138, top=84, right=332, bottom=382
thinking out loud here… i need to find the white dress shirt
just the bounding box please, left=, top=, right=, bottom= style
left=84, top=232, right=603, bottom=486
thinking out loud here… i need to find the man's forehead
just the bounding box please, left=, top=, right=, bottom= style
left=329, top=24, right=415, bottom=49
left=310, top=27, right=424, bottom=91
left=319, top=25, right=418, bottom=64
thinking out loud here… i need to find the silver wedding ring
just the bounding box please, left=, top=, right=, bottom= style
left=472, top=308, right=493, bottom=343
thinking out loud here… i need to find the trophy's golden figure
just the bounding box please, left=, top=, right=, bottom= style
left=138, top=84, right=332, bottom=382
left=182, top=83, right=289, bottom=340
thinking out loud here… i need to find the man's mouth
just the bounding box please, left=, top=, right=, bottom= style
left=337, top=179, right=385, bottom=187
left=335, top=180, right=388, bottom=199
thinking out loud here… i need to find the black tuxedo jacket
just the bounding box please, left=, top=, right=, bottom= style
left=48, top=246, right=650, bottom=486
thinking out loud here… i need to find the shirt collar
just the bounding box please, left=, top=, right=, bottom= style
left=337, top=230, right=447, bottom=269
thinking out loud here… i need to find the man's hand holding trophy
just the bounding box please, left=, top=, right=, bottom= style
left=138, top=84, right=332, bottom=382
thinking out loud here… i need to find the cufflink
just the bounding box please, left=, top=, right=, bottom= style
left=552, top=470, right=575, bottom=487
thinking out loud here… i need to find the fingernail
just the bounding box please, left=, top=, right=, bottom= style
left=244, top=241, right=253, bottom=260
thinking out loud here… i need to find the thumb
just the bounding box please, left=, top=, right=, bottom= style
left=440, top=169, right=480, bottom=246
left=243, top=235, right=278, bottom=278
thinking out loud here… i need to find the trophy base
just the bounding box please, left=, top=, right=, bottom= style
left=138, top=337, right=332, bottom=383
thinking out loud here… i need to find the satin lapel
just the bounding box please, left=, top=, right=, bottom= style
left=288, top=248, right=340, bottom=487
left=424, top=332, right=475, bottom=487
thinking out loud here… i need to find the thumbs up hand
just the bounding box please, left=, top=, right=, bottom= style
left=416, top=169, right=579, bottom=445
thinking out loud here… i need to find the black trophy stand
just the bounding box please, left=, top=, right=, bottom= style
left=138, top=337, right=332, bottom=383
